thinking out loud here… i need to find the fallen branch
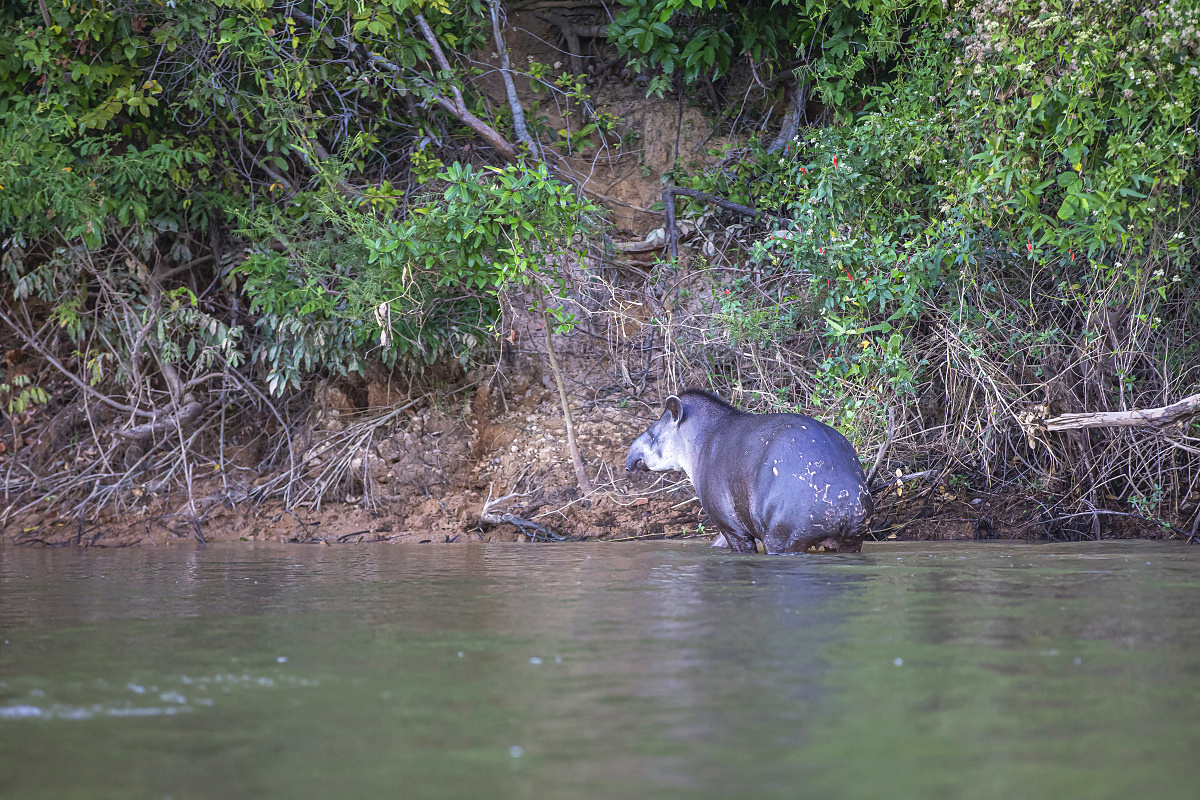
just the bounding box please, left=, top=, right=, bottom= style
left=1039, top=393, right=1200, bottom=432
left=872, top=469, right=939, bottom=493
left=610, top=228, right=666, bottom=253
left=480, top=483, right=566, bottom=541
left=662, top=187, right=786, bottom=259
left=113, top=399, right=205, bottom=441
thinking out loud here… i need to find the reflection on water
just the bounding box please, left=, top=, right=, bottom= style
left=1, top=542, right=1198, bottom=799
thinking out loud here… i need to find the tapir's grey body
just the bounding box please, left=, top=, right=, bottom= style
left=624, top=390, right=872, bottom=554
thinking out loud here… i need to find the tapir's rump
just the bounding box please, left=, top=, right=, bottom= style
left=625, top=390, right=871, bottom=554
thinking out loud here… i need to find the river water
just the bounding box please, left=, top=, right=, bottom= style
left=2, top=541, right=1198, bottom=799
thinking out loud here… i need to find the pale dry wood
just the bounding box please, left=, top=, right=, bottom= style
left=480, top=483, right=565, bottom=540
left=610, top=230, right=666, bottom=253
left=1041, top=393, right=1200, bottom=432
left=767, top=81, right=809, bottom=153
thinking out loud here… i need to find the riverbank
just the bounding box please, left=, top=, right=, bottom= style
left=4, top=366, right=1179, bottom=548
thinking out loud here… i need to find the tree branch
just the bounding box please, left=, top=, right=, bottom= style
left=0, top=306, right=153, bottom=418
left=538, top=11, right=584, bottom=77
left=413, top=13, right=468, bottom=111
left=662, top=187, right=786, bottom=259
left=112, top=400, right=205, bottom=441
left=292, top=9, right=519, bottom=160
left=489, top=0, right=539, bottom=158
left=480, top=483, right=566, bottom=541
left=541, top=301, right=592, bottom=496
left=866, top=405, right=895, bottom=487
left=1038, top=393, right=1200, bottom=432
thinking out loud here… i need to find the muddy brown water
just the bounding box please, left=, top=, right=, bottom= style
left=2, top=542, right=1199, bottom=799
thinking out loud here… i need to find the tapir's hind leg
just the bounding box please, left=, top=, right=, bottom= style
left=814, top=536, right=863, bottom=553
left=719, top=528, right=758, bottom=554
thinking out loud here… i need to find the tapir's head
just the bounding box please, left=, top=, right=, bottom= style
left=625, top=395, right=689, bottom=474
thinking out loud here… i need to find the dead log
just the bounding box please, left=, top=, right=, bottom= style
left=480, top=484, right=566, bottom=541
left=1041, top=393, right=1200, bottom=432
left=662, top=187, right=786, bottom=259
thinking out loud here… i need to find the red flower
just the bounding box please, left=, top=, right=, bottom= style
left=1027, top=240, right=1033, bottom=252
left=800, top=167, right=807, bottom=173
left=818, top=247, right=825, bottom=255
left=833, top=157, right=838, bottom=167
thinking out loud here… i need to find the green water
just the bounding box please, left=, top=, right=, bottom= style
left=1, top=542, right=1198, bottom=799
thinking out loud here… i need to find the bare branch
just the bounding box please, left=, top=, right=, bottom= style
left=293, top=9, right=520, bottom=160
left=663, top=187, right=786, bottom=259
left=0, top=306, right=153, bottom=418
left=113, top=400, right=205, bottom=441
left=541, top=301, right=592, bottom=496
left=1034, top=393, right=1200, bottom=432
left=866, top=406, right=895, bottom=487
left=480, top=482, right=566, bottom=540
left=489, top=0, right=539, bottom=158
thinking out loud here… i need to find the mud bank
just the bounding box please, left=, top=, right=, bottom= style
left=4, top=371, right=1144, bottom=548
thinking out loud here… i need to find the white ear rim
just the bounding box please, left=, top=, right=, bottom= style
left=664, top=395, right=683, bottom=423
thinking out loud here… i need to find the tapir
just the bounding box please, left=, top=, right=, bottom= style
left=624, top=390, right=872, bottom=554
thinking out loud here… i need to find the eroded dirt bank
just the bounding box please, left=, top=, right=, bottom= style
left=1, top=355, right=1117, bottom=549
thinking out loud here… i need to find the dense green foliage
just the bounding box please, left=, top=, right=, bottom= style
left=608, top=0, right=944, bottom=105
left=683, top=1, right=1198, bottom=404
left=0, top=1, right=592, bottom=396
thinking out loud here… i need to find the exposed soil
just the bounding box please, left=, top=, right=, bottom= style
left=3, top=350, right=1159, bottom=549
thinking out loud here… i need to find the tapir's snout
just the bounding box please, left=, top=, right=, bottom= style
left=624, top=437, right=649, bottom=472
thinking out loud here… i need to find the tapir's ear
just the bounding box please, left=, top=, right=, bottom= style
left=665, top=395, right=683, bottom=423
